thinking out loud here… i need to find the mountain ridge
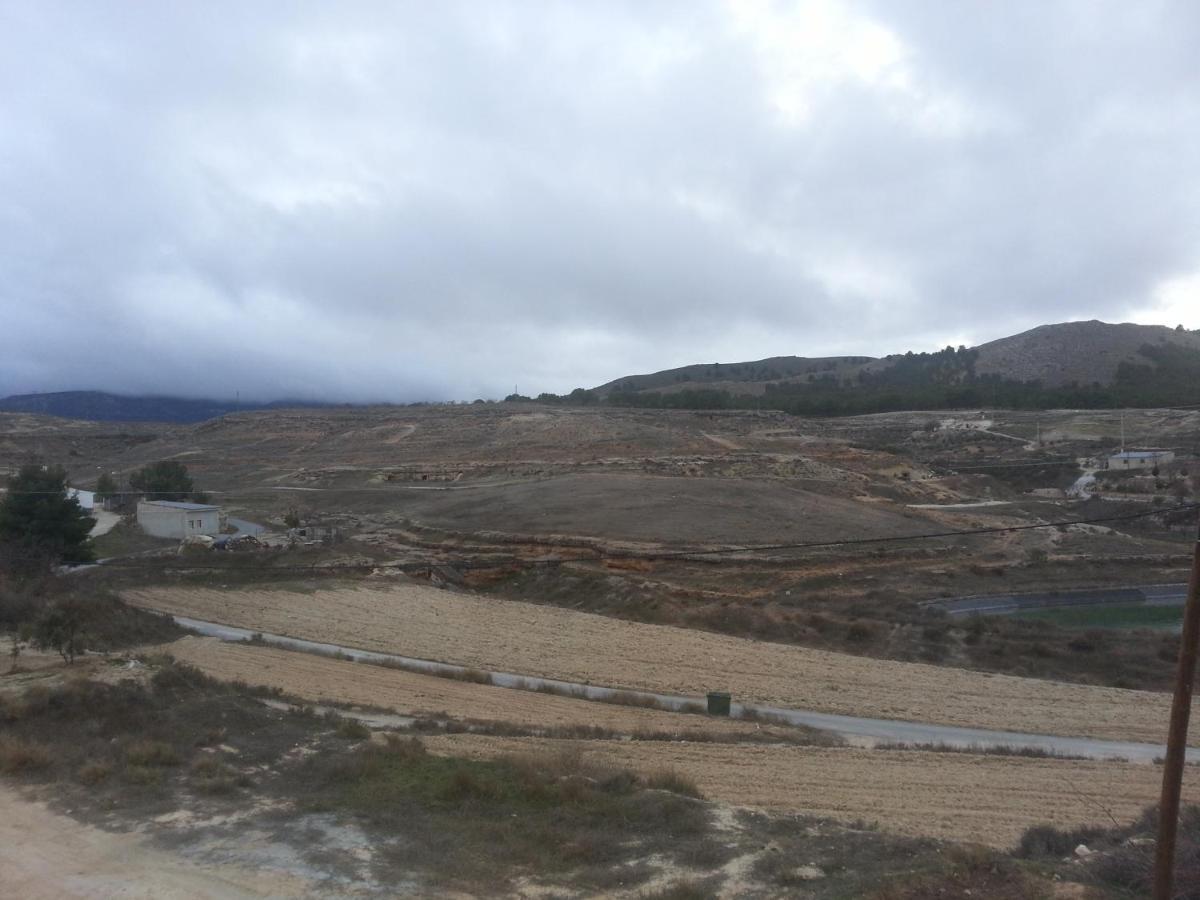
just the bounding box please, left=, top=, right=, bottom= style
left=593, top=321, right=1200, bottom=397
left=0, top=391, right=331, bottom=424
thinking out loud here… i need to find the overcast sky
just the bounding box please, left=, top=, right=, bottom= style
left=2, top=1, right=1199, bottom=402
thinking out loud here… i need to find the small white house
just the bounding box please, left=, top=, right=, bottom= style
left=137, top=500, right=222, bottom=538
left=66, top=488, right=96, bottom=510
left=1107, top=449, right=1175, bottom=471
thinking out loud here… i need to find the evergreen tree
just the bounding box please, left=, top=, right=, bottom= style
left=129, top=460, right=195, bottom=501
left=0, top=463, right=95, bottom=568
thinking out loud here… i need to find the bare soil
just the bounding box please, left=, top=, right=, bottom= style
left=422, top=734, right=1200, bottom=849
left=0, top=786, right=314, bottom=899
left=161, top=636, right=811, bottom=742
left=126, top=584, right=1178, bottom=743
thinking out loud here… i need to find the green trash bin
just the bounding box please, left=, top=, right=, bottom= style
left=706, top=691, right=731, bottom=716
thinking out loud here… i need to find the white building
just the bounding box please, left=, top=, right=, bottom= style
left=66, top=488, right=96, bottom=510
left=137, top=500, right=222, bottom=538
left=1107, top=449, right=1175, bottom=471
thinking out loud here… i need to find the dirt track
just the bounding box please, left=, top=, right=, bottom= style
left=0, top=786, right=310, bottom=899
left=126, top=584, right=1177, bottom=743
left=162, top=637, right=803, bottom=741
left=422, top=734, right=1200, bottom=848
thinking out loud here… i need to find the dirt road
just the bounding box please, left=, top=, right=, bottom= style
left=423, top=734, right=1200, bottom=848
left=126, top=584, right=1176, bottom=743
left=0, top=786, right=313, bottom=899
left=162, top=637, right=808, bottom=742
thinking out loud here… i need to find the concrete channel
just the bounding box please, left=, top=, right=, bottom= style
left=170, top=615, right=1192, bottom=763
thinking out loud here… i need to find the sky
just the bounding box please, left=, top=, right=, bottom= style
left=2, top=1, right=1199, bottom=403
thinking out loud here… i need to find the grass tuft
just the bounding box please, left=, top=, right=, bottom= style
left=0, top=735, right=52, bottom=774
left=124, top=739, right=182, bottom=767
left=76, top=761, right=113, bottom=785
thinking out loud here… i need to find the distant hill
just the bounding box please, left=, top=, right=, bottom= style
left=595, top=321, right=1200, bottom=397
left=580, top=321, right=1200, bottom=415
left=0, top=391, right=328, bottom=423
left=969, top=320, right=1200, bottom=387
left=593, top=355, right=876, bottom=397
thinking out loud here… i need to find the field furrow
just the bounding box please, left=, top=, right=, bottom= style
left=126, top=584, right=1178, bottom=743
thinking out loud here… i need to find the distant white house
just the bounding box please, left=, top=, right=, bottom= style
left=137, top=500, right=222, bottom=538
left=1107, top=449, right=1175, bottom=470
left=66, top=488, right=96, bottom=510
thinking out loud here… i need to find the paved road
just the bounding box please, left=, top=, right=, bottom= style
left=226, top=517, right=266, bottom=537
left=929, top=583, right=1189, bottom=617
left=88, top=509, right=122, bottom=538
left=171, top=614, right=1192, bottom=763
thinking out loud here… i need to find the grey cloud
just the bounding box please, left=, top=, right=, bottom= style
left=2, top=1, right=1199, bottom=402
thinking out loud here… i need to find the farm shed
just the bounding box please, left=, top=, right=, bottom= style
left=137, top=500, right=222, bottom=538
left=1107, top=449, right=1174, bottom=470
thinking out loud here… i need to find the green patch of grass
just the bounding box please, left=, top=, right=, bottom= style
left=1012, top=603, right=1183, bottom=630
left=90, top=520, right=176, bottom=558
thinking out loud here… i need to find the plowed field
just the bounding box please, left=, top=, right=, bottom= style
left=422, top=734, right=1200, bottom=848
left=126, top=584, right=1177, bottom=743
left=162, top=637, right=804, bottom=741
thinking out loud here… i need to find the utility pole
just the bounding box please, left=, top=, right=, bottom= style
left=1154, top=511, right=1200, bottom=899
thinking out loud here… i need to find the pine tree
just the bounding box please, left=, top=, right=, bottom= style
left=0, top=463, right=95, bottom=569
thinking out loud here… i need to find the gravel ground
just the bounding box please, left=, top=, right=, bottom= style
left=0, top=786, right=313, bottom=899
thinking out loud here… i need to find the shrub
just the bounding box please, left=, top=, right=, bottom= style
left=846, top=621, right=877, bottom=644
left=335, top=718, right=371, bottom=740
left=124, top=764, right=164, bottom=786
left=640, top=881, right=717, bottom=900
left=77, top=761, right=113, bottom=785
left=1016, top=823, right=1108, bottom=858
left=0, top=735, right=52, bottom=773
left=125, top=739, right=181, bottom=767
left=644, top=768, right=702, bottom=799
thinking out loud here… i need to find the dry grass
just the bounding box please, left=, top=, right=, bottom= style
left=867, top=844, right=1051, bottom=899
left=0, top=736, right=52, bottom=774
left=76, top=761, right=113, bottom=786
left=872, top=741, right=1088, bottom=760
left=643, top=768, right=702, bottom=799
left=125, top=584, right=1182, bottom=742
left=124, top=740, right=182, bottom=767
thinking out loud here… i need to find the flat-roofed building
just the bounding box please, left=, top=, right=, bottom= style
left=1107, top=449, right=1174, bottom=470
left=137, top=500, right=221, bottom=538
